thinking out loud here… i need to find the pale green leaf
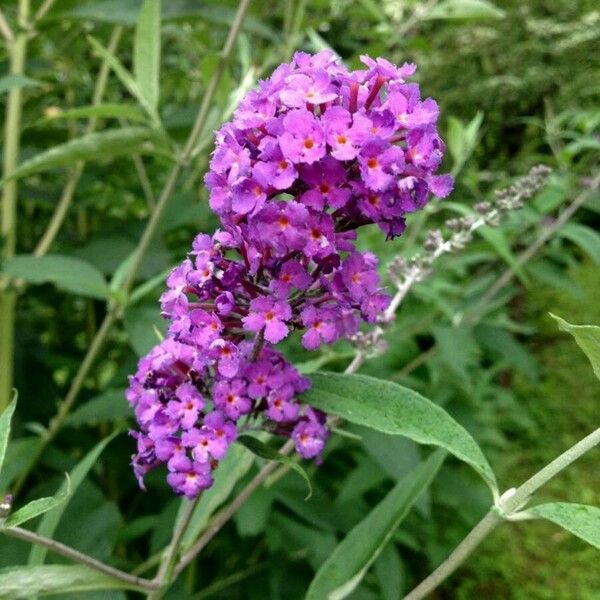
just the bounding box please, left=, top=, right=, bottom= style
left=0, top=397, right=17, bottom=476
left=306, top=451, right=445, bottom=600
left=134, top=0, right=161, bottom=111
left=2, top=255, right=110, bottom=300
left=3, top=477, right=70, bottom=528
left=29, top=432, right=119, bottom=566
left=478, top=226, right=529, bottom=285
left=1, top=127, right=161, bottom=184
left=303, top=373, right=497, bottom=493
left=550, top=314, right=600, bottom=381
left=426, top=0, right=505, bottom=20
left=0, top=565, right=137, bottom=598
left=180, top=443, right=254, bottom=551
left=237, top=435, right=312, bottom=499
left=559, top=223, right=600, bottom=265
left=65, top=390, right=131, bottom=428
left=37, top=103, right=147, bottom=125
left=528, top=502, right=600, bottom=550
left=87, top=35, right=159, bottom=124
left=0, top=74, right=42, bottom=95
left=124, top=305, right=167, bottom=356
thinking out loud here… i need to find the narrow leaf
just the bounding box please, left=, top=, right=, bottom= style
left=87, top=35, right=159, bottom=123
left=180, top=443, right=254, bottom=551
left=550, top=314, right=600, bottom=381
left=528, top=503, right=600, bottom=550
left=559, top=223, right=600, bottom=265
left=29, top=432, right=119, bottom=566
left=65, top=390, right=131, bottom=428
left=0, top=565, right=137, bottom=597
left=38, top=103, right=147, bottom=125
left=3, top=476, right=70, bottom=528
left=0, top=397, right=17, bottom=476
left=426, top=0, right=505, bottom=20
left=1, top=127, right=160, bottom=184
left=238, top=435, right=312, bottom=499
left=303, top=373, right=497, bottom=493
left=306, top=451, right=446, bottom=600
left=2, top=255, right=110, bottom=300
left=134, top=0, right=161, bottom=111
left=0, top=74, right=42, bottom=95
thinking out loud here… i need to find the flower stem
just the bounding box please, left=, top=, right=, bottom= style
left=0, top=0, right=30, bottom=413
left=1, top=526, right=158, bottom=592
left=403, top=426, right=600, bottom=600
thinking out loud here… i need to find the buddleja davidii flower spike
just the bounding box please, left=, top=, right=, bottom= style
left=126, top=51, right=452, bottom=498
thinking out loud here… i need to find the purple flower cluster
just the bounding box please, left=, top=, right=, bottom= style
left=126, top=52, right=451, bottom=498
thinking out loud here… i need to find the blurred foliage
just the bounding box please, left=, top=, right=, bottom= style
left=0, top=0, right=598, bottom=598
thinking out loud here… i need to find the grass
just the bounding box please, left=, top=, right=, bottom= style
left=449, top=259, right=600, bottom=599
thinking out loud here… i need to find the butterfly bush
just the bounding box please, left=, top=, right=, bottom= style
left=126, top=51, right=452, bottom=498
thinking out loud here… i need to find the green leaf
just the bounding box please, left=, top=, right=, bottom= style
left=0, top=565, right=137, bottom=597
left=65, top=390, right=131, bottom=428
left=306, top=450, right=446, bottom=600
left=303, top=373, right=497, bottom=494
left=478, top=227, right=529, bottom=285
left=0, top=397, right=17, bottom=476
left=29, top=432, right=119, bottom=566
left=87, top=36, right=160, bottom=124
left=237, top=435, right=313, bottom=500
left=134, top=0, right=161, bottom=111
left=528, top=503, right=600, bottom=550
left=1, top=127, right=161, bottom=184
left=124, top=305, right=166, bottom=356
left=180, top=443, right=254, bottom=551
left=0, top=74, right=42, bottom=95
left=2, top=255, right=110, bottom=300
left=559, top=223, right=600, bottom=265
left=37, top=103, right=147, bottom=125
left=550, top=314, right=600, bottom=381
left=426, top=0, right=505, bottom=20
left=3, top=477, right=70, bottom=528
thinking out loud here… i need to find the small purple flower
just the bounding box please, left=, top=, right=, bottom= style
left=166, top=458, right=213, bottom=499
left=213, top=379, right=252, bottom=420
left=300, top=305, right=339, bottom=350
left=279, top=109, right=326, bottom=164
left=165, top=383, right=204, bottom=429
left=270, top=260, right=312, bottom=298
left=292, top=409, right=329, bottom=459
left=242, top=297, right=292, bottom=343
left=358, top=140, right=405, bottom=191
left=266, top=385, right=300, bottom=422
left=340, top=252, right=380, bottom=301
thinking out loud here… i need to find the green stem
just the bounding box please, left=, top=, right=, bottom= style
left=1, top=526, right=158, bottom=592
left=0, top=0, right=30, bottom=412
left=402, top=426, right=600, bottom=600
left=148, top=499, right=199, bottom=599
left=12, top=0, right=252, bottom=496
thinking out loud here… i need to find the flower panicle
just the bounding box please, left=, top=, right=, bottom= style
left=126, top=51, right=453, bottom=498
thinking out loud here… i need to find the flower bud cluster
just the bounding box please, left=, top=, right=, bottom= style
left=126, top=51, right=452, bottom=498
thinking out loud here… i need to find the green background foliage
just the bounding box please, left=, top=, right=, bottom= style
left=0, top=0, right=598, bottom=598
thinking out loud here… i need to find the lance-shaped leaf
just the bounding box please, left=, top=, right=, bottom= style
left=0, top=397, right=17, bottom=476
left=527, top=503, right=600, bottom=550
left=88, top=35, right=160, bottom=125
left=0, top=74, right=42, bottom=95
left=3, top=476, right=70, bottom=528
left=0, top=565, right=139, bottom=597
left=29, top=432, right=119, bottom=566
left=550, top=314, right=600, bottom=381
left=37, top=103, right=147, bottom=125
left=0, top=127, right=161, bottom=185
left=2, top=255, right=110, bottom=300
left=238, top=434, right=312, bottom=499
left=303, top=373, right=497, bottom=494
left=306, top=450, right=446, bottom=600
left=134, top=0, right=161, bottom=111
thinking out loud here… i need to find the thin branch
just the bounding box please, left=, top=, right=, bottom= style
left=403, top=426, right=600, bottom=600
left=0, top=8, right=14, bottom=43
left=148, top=499, right=199, bottom=598
left=33, top=0, right=56, bottom=23
left=1, top=526, right=158, bottom=591
left=465, top=172, right=600, bottom=321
